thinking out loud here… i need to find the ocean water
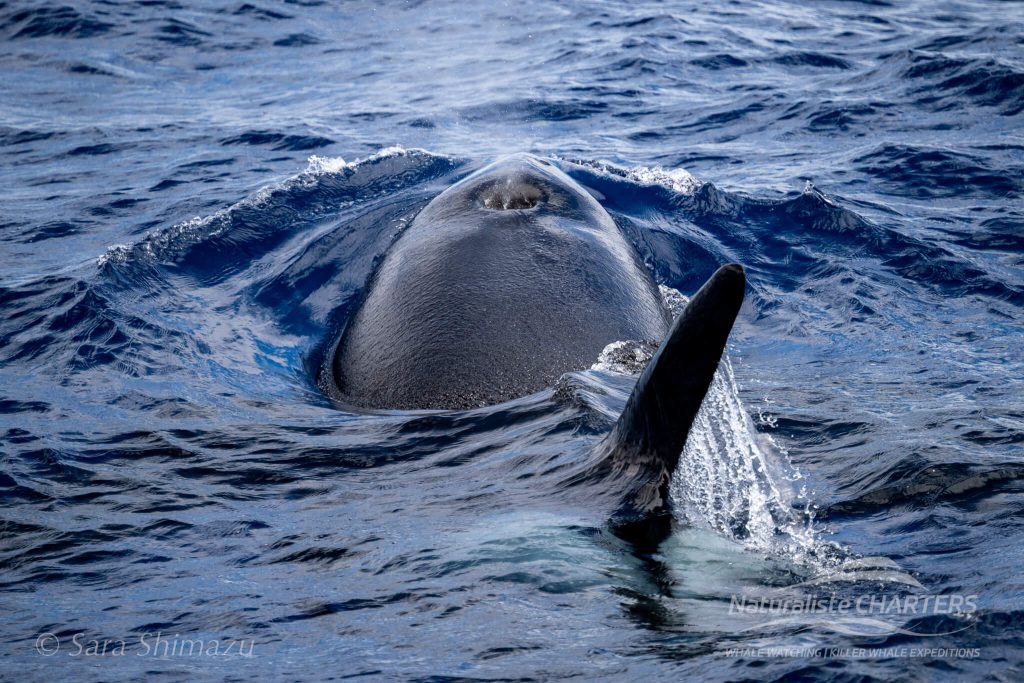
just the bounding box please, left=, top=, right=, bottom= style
left=1, top=1, right=1022, bottom=680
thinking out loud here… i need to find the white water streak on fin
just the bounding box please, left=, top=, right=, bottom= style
left=671, top=356, right=819, bottom=561
left=596, top=285, right=826, bottom=567
left=649, top=285, right=913, bottom=583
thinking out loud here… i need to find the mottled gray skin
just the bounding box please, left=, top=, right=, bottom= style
left=332, top=154, right=671, bottom=410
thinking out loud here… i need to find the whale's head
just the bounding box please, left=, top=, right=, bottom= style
left=325, top=152, right=746, bottom=547
left=415, top=154, right=613, bottom=233
left=327, top=152, right=675, bottom=414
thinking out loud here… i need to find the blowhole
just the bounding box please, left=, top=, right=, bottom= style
left=479, top=182, right=544, bottom=210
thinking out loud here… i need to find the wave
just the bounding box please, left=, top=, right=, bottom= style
left=2, top=5, right=112, bottom=39
left=854, top=144, right=1022, bottom=199
left=97, top=146, right=456, bottom=272
left=824, top=461, right=1024, bottom=519
left=892, top=49, right=1024, bottom=116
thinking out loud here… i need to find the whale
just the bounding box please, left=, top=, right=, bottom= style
left=325, top=154, right=745, bottom=540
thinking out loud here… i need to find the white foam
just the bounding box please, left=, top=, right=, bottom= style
left=304, top=154, right=352, bottom=175
left=305, top=145, right=438, bottom=176
left=627, top=164, right=702, bottom=194
left=657, top=284, right=690, bottom=317
left=99, top=213, right=226, bottom=266
left=592, top=340, right=659, bottom=374
left=555, top=156, right=703, bottom=195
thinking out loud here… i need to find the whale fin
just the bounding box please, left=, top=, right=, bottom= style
left=587, top=264, right=746, bottom=540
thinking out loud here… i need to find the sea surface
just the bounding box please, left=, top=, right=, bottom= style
left=1, top=1, right=1022, bottom=681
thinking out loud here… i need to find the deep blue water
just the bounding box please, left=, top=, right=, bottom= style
left=1, top=1, right=1023, bottom=680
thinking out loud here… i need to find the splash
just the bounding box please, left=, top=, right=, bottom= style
left=670, top=355, right=820, bottom=562
left=595, top=286, right=828, bottom=568
left=660, top=282, right=829, bottom=566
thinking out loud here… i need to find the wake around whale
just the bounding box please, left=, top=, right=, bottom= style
left=324, top=154, right=744, bottom=540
